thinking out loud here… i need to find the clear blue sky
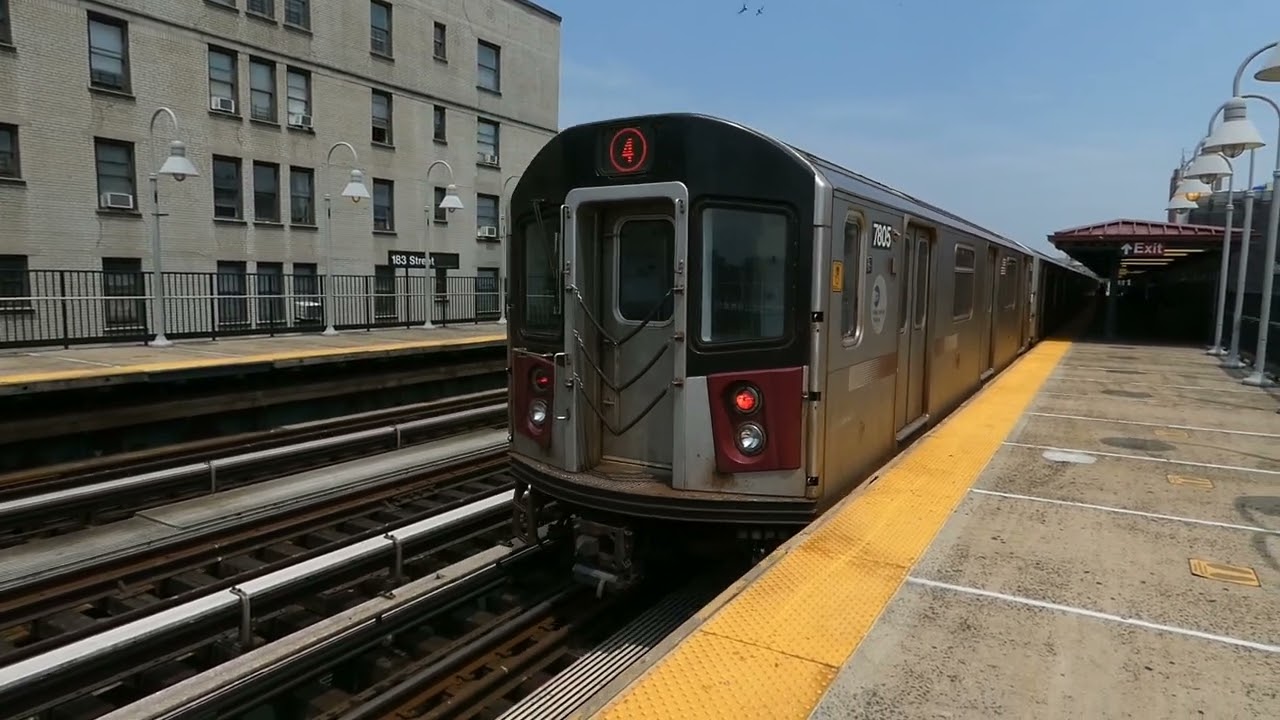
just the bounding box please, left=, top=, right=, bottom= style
left=536, top=0, right=1280, bottom=255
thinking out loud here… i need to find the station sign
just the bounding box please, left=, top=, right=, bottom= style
left=1120, top=242, right=1165, bottom=258
left=388, top=250, right=431, bottom=269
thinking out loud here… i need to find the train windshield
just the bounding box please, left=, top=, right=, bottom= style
left=698, top=207, right=790, bottom=343
left=521, top=214, right=562, bottom=334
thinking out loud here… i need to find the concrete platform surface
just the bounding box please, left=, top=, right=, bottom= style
left=588, top=339, right=1280, bottom=720
left=0, top=324, right=507, bottom=395
left=813, top=341, right=1280, bottom=719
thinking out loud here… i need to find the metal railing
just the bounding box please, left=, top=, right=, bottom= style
left=1224, top=290, right=1280, bottom=380
left=0, top=270, right=505, bottom=349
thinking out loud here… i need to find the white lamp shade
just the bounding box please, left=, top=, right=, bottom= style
left=157, top=140, right=199, bottom=179
left=341, top=169, right=371, bottom=201
left=438, top=183, right=464, bottom=211
left=1173, top=177, right=1214, bottom=200
left=1166, top=194, right=1199, bottom=211
left=1254, top=43, right=1280, bottom=83
left=1203, top=98, right=1266, bottom=158
left=1183, top=150, right=1231, bottom=183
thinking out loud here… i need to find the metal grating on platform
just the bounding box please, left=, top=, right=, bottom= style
left=497, top=588, right=709, bottom=720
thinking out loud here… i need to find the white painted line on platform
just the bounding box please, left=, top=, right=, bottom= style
left=906, top=577, right=1280, bottom=654
left=969, top=488, right=1280, bottom=536
left=1003, top=441, right=1280, bottom=476
left=1027, top=412, right=1280, bottom=438
left=34, top=354, right=117, bottom=367
left=1050, top=376, right=1261, bottom=394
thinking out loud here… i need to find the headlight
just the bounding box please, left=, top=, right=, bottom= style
left=529, top=399, right=548, bottom=427
left=735, top=422, right=765, bottom=455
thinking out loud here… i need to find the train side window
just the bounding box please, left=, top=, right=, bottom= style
left=616, top=218, right=674, bottom=323
left=699, top=206, right=789, bottom=343
left=912, top=238, right=929, bottom=328
left=841, top=216, right=862, bottom=341
left=952, top=244, right=975, bottom=321
left=521, top=219, right=562, bottom=334
left=1000, top=256, right=1019, bottom=309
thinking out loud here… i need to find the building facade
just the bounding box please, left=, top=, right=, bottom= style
left=0, top=0, right=560, bottom=344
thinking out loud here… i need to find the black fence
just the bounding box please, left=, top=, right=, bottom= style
left=0, top=270, right=505, bottom=349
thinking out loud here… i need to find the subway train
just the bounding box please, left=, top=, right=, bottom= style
left=504, top=113, right=1097, bottom=590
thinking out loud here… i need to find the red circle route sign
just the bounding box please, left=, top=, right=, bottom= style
left=608, top=127, right=649, bottom=174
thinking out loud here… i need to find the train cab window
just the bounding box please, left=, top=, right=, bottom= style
left=912, top=239, right=929, bottom=328
left=952, top=244, right=975, bottom=321
left=521, top=219, right=562, bottom=334
left=616, top=218, right=674, bottom=323
left=699, top=206, right=789, bottom=343
left=841, top=217, right=862, bottom=340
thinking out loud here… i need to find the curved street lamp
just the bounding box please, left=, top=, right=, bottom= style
left=146, top=107, right=200, bottom=348
left=1166, top=193, right=1199, bottom=212
left=321, top=142, right=370, bottom=336
left=421, top=161, right=464, bottom=330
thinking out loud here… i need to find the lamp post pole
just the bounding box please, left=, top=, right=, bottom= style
left=499, top=174, right=521, bottom=325
left=1209, top=161, right=1236, bottom=356
left=145, top=107, right=189, bottom=348
left=322, top=142, right=361, bottom=336
left=421, top=160, right=459, bottom=330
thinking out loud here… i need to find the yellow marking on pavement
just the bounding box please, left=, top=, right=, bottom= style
left=1189, top=559, right=1261, bottom=587
left=1167, top=473, right=1214, bottom=490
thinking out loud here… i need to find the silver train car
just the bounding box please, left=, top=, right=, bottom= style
left=505, top=114, right=1096, bottom=589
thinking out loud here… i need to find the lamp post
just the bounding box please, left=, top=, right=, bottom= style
left=145, top=107, right=200, bottom=348
left=421, top=160, right=464, bottom=330
left=1203, top=41, right=1280, bottom=386
left=321, top=142, right=371, bottom=336
left=498, top=174, right=521, bottom=325
left=1185, top=144, right=1235, bottom=356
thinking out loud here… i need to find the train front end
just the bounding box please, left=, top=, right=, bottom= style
left=507, top=114, right=827, bottom=590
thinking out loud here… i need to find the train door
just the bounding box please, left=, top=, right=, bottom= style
left=561, top=182, right=688, bottom=478
left=597, top=208, right=676, bottom=470
left=895, top=225, right=933, bottom=439
left=983, top=246, right=999, bottom=377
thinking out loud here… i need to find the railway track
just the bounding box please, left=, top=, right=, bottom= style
left=0, top=486, right=532, bottom=720
left=0, top=392, right=507, bottom=545
left=0, top=388, right=506, bottom=501
left=0, top=440, right=510, bottom=671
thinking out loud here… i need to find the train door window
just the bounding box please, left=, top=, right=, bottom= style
left=699, top=206, right=789, bottom=343
left=616, top=218, right=674, bottom=323
left=899, top=231, right=911, bottom=332
left=952, top=244, right=975, bottom=321
left=912, top=237, right=929, bottom=328
left=841, top=215, right=862, bottom=341
left=1000, top=256, right=1019, bottom=308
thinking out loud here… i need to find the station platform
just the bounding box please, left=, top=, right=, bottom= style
left=589, top=337, right=1280, bottom=719
left=0, top=325, right=507, bottom=396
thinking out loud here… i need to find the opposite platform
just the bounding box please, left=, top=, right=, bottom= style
left=0, top=325, right=507, bottom=395
left=587, top=339, right=1280, bottom=719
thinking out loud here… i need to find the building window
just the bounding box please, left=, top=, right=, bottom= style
left=88, top=14, right=130, bottom=93
left=284, top=0, right=309, bottom=29
left=0, top=255, right=30, bottom=311
left=477, top=40, right=501, bottom=92
left=286, top=68, right=311, bottom=125
left=433, top=22, right=447, bottom=60
left=372, top=178, right=394, bottom=231
left=840, top=217, right=862, bottom=340
left=371, top=90, right=392, bottom=145
left=94, top=138, right=136, bottom=208
left=0, top=1, right=12, bottom=46
left=208, top=47, right=238, bottom=113
left=290, top=166, right=314, bottom=225
left=370, top=0, right=392, bottom=57
left=373, top=265, right=396, bottom=319
left=213, top=156, right=243, bottom=219
left=101, top=257, right=145, bottom=330
left=952, top=244, right=976, bottom=320
left=433, top=105, right=447, bottom=143
left=216, top=261, right=249, bottom=328
left=253, top=161, right=280, bottom=222
left=476, top=193, right=499, bottom=233
left=476, top=119, right=499, bottom=163
left=0, top=124, right=19, bottom=179
left=432, top=187, right=449, bottom=223
left=247, top=0, right=274, bottom=19
left=248, top=58, right=276, bottom=122
left=256, top=261, right=286, bottom=325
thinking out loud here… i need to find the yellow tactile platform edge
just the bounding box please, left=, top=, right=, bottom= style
left=0, top=333, right=507, bottom=386
left=597, top=339, right=1074, bottom=720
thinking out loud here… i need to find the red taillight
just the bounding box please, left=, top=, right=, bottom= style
left=531, top=367, right=552, bottom=393
left=731, top=385, right=761, bottom=414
